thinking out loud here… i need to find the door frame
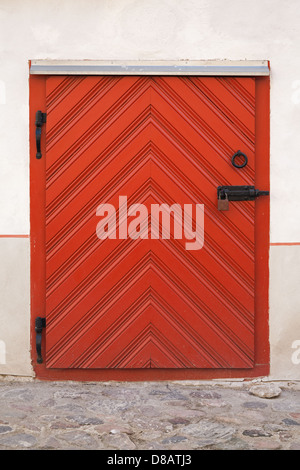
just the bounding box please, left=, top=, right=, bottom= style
left=29, top=60, right=270, bottom=381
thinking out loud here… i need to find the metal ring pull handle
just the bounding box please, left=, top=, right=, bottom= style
left=231, top=150, right=248, bottom=169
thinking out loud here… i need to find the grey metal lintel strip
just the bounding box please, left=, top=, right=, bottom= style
left=30, top=61, right=270, bottom=76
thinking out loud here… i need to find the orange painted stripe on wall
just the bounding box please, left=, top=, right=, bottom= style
left=0, top=235, right=29, bottom=238
left=270, top=242, right=300, bottom=246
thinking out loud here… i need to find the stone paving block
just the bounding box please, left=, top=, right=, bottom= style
left=0, top=432, right=37, bottom=449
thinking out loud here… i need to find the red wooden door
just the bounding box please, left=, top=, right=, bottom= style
left=45, top=75, right=256, bottom=369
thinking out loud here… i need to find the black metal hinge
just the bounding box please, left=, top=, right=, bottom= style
left=35, top=317, right=46, bottom=364
left=35, top=110, right=47, bottom=159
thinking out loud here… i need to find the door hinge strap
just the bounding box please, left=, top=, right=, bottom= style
left=35, top=317, right=46, bottom=364
left=35, top=111, right=46, bottom=159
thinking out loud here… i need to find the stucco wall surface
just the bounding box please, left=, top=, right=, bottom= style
left=0, top=0, right=299, bottom=379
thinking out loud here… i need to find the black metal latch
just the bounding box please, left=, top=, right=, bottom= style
left=217, top=185, right=269, bottom=211
left=35, top=317, right=46, bottom=364
left=35, top=110, right=46, bottom=159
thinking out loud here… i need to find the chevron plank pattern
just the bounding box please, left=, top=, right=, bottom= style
left=45, top=75, right=256, bottom=369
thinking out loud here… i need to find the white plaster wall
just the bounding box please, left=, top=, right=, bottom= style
left=269, top=246, right=300, bottom=380
left=0, top=0, right=299, bottom=378
left=0, top=238, right=31, bottom=376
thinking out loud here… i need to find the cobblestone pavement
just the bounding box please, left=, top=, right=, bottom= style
left=0, top=378, right=299, bottom=450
